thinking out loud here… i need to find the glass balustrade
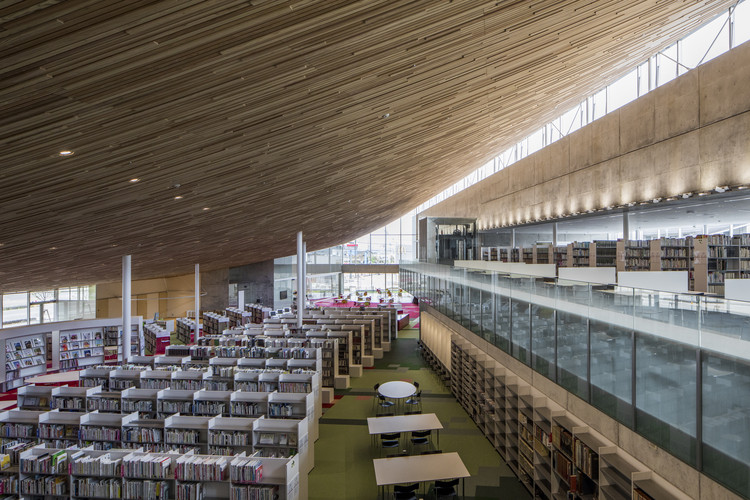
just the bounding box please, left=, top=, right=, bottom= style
left=400, top=262, right=750, bottom=498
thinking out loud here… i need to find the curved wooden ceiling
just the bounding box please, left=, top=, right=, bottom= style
left=0, top=0, right=733, bottom=292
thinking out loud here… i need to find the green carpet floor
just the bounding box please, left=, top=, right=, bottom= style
left=308, top=320, right=531, bottom=499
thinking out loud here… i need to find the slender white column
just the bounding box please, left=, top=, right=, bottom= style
left=297, top=232, right=304, bottom=329
left=552, top=223, right=558, bottom=247
left=623, top=210, right=630, bottom=242
left=122, top=255, right=132, bottom=363
left=195, top=263, right=200, bottom=340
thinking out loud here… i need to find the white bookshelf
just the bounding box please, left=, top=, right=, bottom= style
left=164, top=414, right=211, bottom=454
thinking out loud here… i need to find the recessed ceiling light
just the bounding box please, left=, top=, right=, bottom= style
left=202, top=207, right=210, bottom=211
left=174, top=195, right=183, bottom=200
left=58, top=150, right=74, bottom=156
left=49, top=246, right=57, bottom=250
left=129, top=178, right=140, bottom=183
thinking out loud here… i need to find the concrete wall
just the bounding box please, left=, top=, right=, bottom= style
left=228, top=260, right=275, bottom=308
left=420, top=40, right=750, bottom=228
left=420, top=306, right=743, bottom=500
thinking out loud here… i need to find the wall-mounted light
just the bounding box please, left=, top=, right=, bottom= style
left=682, top=193, right=693, bottom=198
left=715, top=186, right=729, bottom=193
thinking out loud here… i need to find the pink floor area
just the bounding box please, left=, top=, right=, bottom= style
left=313, top=297, right=420, bottom=320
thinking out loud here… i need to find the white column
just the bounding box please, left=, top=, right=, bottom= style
left=297, top=231, right=304, bottom=329
left=730, top=224, right=735, bottom=238
left=122, top=255, right=131, bottom=363
left=194, top=264, right=200, bottom=340
left=511, top=228, right=516, bottom=248
left=552, top=223, right=558, bottom=247
left=623, top=210, right=630, bottom=242
left=238, top=290, right=245, bottom=310
left=303, top=242, right=308, bottom=308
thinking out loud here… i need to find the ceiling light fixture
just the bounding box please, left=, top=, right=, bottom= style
left=698, top=192, right=710, bottom=196
left=715, top=186, right=729, bottom=193
left=202, top=207, right=210, bottom=211
left=174, top=195, right=183, bottom=200
left=129, top=178, right=140, bottom=183
left=58, top=150, right=74, bottom=156
left=682, top=193, right=693, bottom=199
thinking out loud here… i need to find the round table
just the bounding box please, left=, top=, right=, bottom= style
left=378, top=381, right=416, bottom=400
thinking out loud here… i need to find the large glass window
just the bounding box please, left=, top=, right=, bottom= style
left=510, top=299, right=530, bottom=364
left=531, top=304, right=555, bottom=380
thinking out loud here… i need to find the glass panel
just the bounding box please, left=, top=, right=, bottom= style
left=28, top=304, right=41, bottom=325
left=2, top=293, right=28, bottom=328
left=531, top=304, right=555, bottom=380
left=607, top=68, right=638, bottom=112
left=702, top=352, right=750, bottom=498
left=469, top=286, right=481, bottom=335
left=590, top=320, right=633, bottom=427
left=495, top=293, right=511, bottom=352
left=510, top=300, right=530, bottom=364
left=591, top=89, right=607, bottom=121
left=42, top=302, right=57, bottom=324
left=735, top=0, right=750, bottom=47
left=480, top=288, right=495, bottom=343
left=557, top=311, right=589, bottom=401
left=371, top=234, right=386, bottom=264
left=635, top=333, right=697, bottom=465
left=680, top=15, right=728, bottom=69
left=657, top=46, right=678, bottom=86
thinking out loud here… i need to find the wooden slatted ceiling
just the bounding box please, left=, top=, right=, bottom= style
left=0, top=0, right=733, bottom=292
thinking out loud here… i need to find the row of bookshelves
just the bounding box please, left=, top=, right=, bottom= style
left=11, top=445, right=299, bottom=499
left=483, top=234, right=750, bottom=295
left=446, top=335, right=689, bottom=500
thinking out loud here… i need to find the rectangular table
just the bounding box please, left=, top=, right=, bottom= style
left=367, top=413, right=443, bottom=448
left=373, top=452, right=470, bottom=498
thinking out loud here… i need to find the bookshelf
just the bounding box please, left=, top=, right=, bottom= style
left=193, top=389, right=232, bottom=417
left=204, top=312, right=230, bottom=335
left=121, top=388, right=159, bottom=419
left=231, top=392, right=270, bottom=418
left=170, top=370, right=203, bottom=391
left=59, top=328, right=105, bottom=371
left=80, top=368, right=112, bottom=390
left=16, top=385, right=52, bottom=411
left=534, top=244, right=552, bottom=264
left=594, top=240, right=617, bottom=267
left=143, top=323, right=170, bottom=355
left=79, top=411, right=123, bottom=450
left=19, top=445, right=69, bottom=498
left=692, top=234, right=750, bottom=294
left=4, top=333, right=46, bottom=391
left=121, top=412, right=166, bottom=452
left=38, top=410, right=80, bottom=449
left=165, top=414, right=211, bottom=454
left=208, top=416, right=256, bottom=456
left=599, top=447, right=641, bottom=500
left=554, top=246, right=568, bottom=267
left=140, top=370, right=173, bottom=390
left=156, top=389, right=195, bottom=419
left=110, top=369, right=142, bottom=391
left=175, top=318, right=195, bottom=345
left=85, top=386, right=122, bottom=413
left=226, top=307, right=253, bottom=328
left=568, top=242, right=590, bottom=267
left=50, top=386, right=88, bottom=412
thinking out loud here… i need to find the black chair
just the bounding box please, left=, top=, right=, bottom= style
left=372, top=383, right=381, bottom=411
left=393, top=483, right=419, bottom=500
left=405, top=390, right=422, bottom=412
left=377, top=394, right=395, bottom=414
left=410, top=429, right=431, bottom=453
left=433, top=478, right=460, bottom=499
left=380, top=432, right=401, bottom=457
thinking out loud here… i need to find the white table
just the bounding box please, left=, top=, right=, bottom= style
left=373, top=452, right=470, bottom=498
left=378, top=381, right=416, bottom=399
left=367, top=413, right=443, bottom=448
